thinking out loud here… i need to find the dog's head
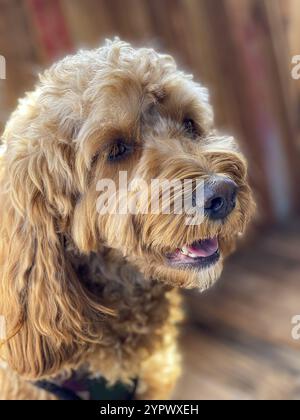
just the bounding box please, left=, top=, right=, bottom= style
left=0, top=40, right=254, bottom=377
left=69, top=40, right=254, bottom=290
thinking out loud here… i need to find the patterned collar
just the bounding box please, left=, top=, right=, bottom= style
left=33, top=370, right=137, bottom=400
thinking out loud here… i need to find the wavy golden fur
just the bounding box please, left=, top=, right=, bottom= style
left=0, top=39, right=254, bottom=400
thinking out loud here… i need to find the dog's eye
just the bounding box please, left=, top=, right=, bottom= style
left=183, top=118, right=198, bottom=138
left=107, top=141, right=132, bottom=162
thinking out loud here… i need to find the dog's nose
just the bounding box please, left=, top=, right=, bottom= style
left=203, top=176, right=238, bottom=220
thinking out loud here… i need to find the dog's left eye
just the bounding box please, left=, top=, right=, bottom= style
left=107, top=141, right=132, bottom=162
left=183, top=118, right=198, bottom=138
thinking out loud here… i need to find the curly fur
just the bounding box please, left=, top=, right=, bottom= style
left=0, top=39, right=254, bottom=400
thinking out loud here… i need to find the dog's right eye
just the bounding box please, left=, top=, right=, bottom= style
left=183, top=118, right=198, bottom=139
left=107, top=141, right=132, bottom=162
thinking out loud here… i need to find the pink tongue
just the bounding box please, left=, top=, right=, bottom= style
left=187, top=237, right=218, bottom=257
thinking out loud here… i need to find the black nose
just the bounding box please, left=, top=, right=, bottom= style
left=204, top=177, right=238, bottom=220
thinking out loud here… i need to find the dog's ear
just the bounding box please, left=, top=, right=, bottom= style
left=0, top=102, right=111, bottom=379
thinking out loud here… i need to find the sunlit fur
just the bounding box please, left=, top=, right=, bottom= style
left=0, top=40, right=254, bottom=400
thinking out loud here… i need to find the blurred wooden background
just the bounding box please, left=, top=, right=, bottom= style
left=1, top=0, right=300, bottom=226
left=1, top=0, right=300, bottom=401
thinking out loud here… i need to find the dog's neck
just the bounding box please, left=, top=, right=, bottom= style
left=65, top=239, right=169, bottom=305
left=71, top=247, right=146, bottom=290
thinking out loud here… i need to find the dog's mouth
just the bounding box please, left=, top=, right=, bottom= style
left=166, top=237, right=220, bottom=269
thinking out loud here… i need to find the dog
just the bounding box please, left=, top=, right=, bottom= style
left=0, top=39, right=254, bottom=400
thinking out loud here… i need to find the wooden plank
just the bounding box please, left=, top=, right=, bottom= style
left=26, top=0, right=73, bottom=61
left=0, top=0, right=40, bottom=134
left=60, top=0, right=116, bottom=48
left=174, top=325, right=300, bottom=400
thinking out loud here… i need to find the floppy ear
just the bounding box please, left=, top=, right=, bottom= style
left=0, top=99, right=111, bottom=379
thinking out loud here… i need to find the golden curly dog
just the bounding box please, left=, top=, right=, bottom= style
left=0, top=39, right=254, bottom=400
